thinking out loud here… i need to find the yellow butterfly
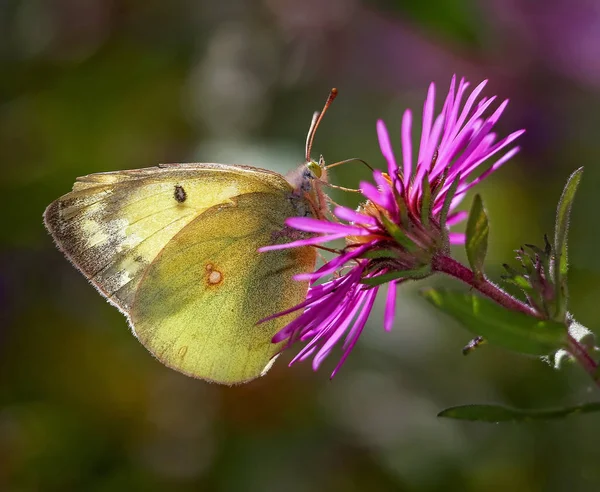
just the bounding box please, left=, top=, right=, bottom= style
left=44, top=90, right=339, bottom=385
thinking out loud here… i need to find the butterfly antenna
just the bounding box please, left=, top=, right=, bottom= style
left=325, top=157, right=375, bottom=172
left=323, top=182, right=362, bottom=193
left=305, top=88, right=338, bottom=162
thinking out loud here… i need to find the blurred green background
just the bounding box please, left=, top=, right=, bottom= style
left=2, top=1, right=600, bottom=491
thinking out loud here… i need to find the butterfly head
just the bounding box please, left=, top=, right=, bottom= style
left=305, top=156, right=324, bottom=180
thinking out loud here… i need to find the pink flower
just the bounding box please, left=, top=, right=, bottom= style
left=261, top=76, right=525, bottom=377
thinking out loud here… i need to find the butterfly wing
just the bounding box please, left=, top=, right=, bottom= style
left=44, top=163, right=299, bottom=312
left=44, top=163, right=316, bottom=383
left=130, top=191, right=315, bottom=384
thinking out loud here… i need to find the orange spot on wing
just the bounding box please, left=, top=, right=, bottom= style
left=205, top=263, right=223, bottom=286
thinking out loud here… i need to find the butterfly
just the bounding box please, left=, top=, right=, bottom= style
left=44, top=89, right=339, bottom=385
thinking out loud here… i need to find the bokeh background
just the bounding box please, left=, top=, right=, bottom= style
left=3, top=1, right=600, bottom=490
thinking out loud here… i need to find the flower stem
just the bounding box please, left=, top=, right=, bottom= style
left=431, top=254, right=537, bottom=317
left=432, top=254, right=600, bottom=388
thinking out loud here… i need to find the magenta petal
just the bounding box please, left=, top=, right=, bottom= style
left=377, top=119, right=398, bottom=177
left=334, top=206, right=378, bottom=226
left=451, top=79, right=488, bottom=140
left=419, top=113, right=445, bottom=183
left=401, top=109, right=413, bottom=187
left=446, top=210, right=468, bottom=226
left=441, top=78, right=469, bottom=149
left=460, top=129, right=525, bottom=179
left=286, top=217, right=369, bottom=235
left=360, top=180, right=387, bottom=207
left=384, top=281, right=397, bottom=332
left=418, top=82, right=435, bottom=165
left=293, top=243, right=373, bottom=281
left=331, top=287, right=379, bottom=378
left=456, top=146, right=521, bottom=196
left=258, top=232, right=348, bottom=252
left=313, top=300, right=364, bottom=370
left=449, top=232, right=466, bottom=244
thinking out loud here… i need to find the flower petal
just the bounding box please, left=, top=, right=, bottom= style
left=449, top=232, right=466, bottom=244
left=417, top=82, right=435, bottom=165
left=401, top=109, right=413, bottom=187
left=258, top=232, right=347, bottom=252
left=331, top=287, right=379, bottom=378
left=377, top=119, right=398, bottom=178
left=384, top=281, right=397, bottom=332
left=286, top=217, right=369, bottom=235
left=446, top=210, right=468, bottom=226
left=360, top=180, right=388, bottom=208
left=334, top=206, right=378, bottom=226
left=293, top=243, right=374, bottom=281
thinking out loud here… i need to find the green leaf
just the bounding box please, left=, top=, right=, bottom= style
left=438, top=402, right=600, bottom=422
left=553, top=167, right=583, bottom=320
left=465, top=194, right=488, bottom=278
left=420, top=172, right=432, bottom=227
left=421, top=288, right=568, bottom=355
left=362, top=265, right=432, bottom=286
left=439, top=175, right=461, bottom=248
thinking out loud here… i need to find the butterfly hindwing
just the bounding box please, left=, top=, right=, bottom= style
left=130, top=191, right=316, bottom=384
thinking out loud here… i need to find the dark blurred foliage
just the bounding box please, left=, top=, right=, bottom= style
left=2, top=1, right=600, bottom=491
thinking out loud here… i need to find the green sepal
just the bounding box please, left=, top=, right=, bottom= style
left=421, top=288, right=568, bottom=356
left=501, top=264, right=532, bottom=290
left=465, top=194, right=489, bottom=279
left=438, top=402, right=600, bottom=423
left=391, top=184, right=410, bottom=229
left=362, top=264, right=432, bottom=286
left=553, top=167, right=583, bottom=320
left=420, top=172, right=432, bottom=228
left=360, top=249, right=401, bottom=260
left=380, top=214, right=418, bottom=253
left=439, top=175, right=461, bottom=248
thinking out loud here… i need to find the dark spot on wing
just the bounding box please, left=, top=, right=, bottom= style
left=174, top=185, right=187, bottom=203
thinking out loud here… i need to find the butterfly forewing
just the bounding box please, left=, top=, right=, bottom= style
left=44, top=164, right=295, bottom=313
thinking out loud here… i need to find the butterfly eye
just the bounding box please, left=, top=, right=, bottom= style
left=306, top=160, right=322, bottom=179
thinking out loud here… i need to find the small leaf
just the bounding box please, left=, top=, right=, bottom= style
left=421, top=289, right=568, bottom=355
left=553, top=167, right=583, bottom=320
left=362, top=265, right=432, bottom=286
left=438, top=402, right=600, bottom=423
left=465, top=194, right=489, bottom=278
left=420, top=172, right=432, bottom=227
left=439, top=175, right=461, bottom=248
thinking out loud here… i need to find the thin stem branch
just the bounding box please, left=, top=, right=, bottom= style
left=432, top=254, right=600, bottom=388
